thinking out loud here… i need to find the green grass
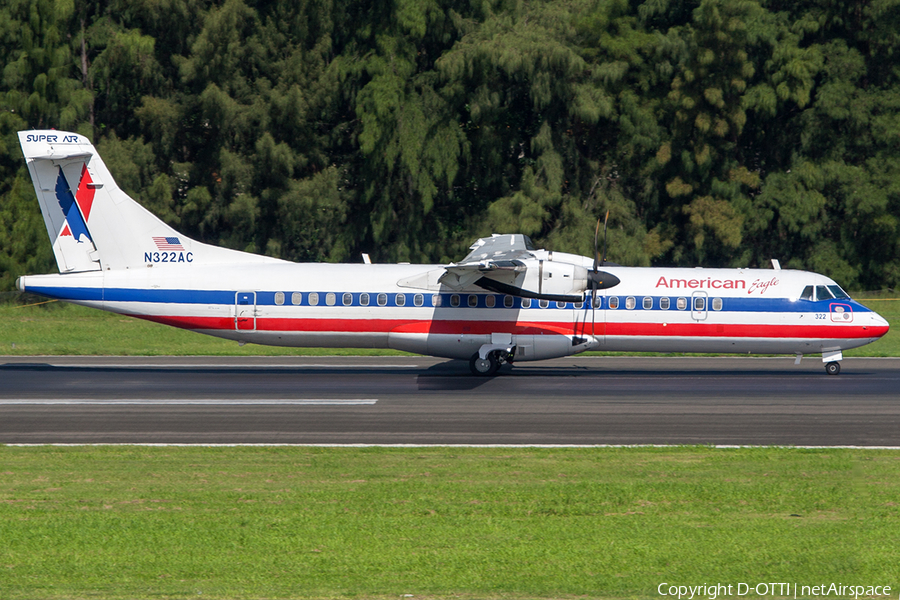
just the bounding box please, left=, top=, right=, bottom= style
left=1, top=295, right=898, bottom=356
left=3, top=297, right=896, bottom=599
left=0, top=446, right=898, bottom=600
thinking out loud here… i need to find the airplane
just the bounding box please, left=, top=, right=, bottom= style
left=14, top=130, right=890, bottom=376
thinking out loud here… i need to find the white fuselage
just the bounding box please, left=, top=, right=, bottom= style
left=18, top=259, right=890, bottom=361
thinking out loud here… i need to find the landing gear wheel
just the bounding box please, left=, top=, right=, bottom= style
left=470, top=352, right=500, bottom=376
left=825, top=361, right=841, bottom=376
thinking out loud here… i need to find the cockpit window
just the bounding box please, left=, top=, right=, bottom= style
left=800, top=286, right=813, bottom=301
left=815, top=286, right=834, bottom=301
left=827, top=285, right=850, bottom=300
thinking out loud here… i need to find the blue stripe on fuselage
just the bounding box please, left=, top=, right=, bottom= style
left=22, top=285, right=876, bottom=314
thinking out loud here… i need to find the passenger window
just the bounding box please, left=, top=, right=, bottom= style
left=693, top=296, right=705, bottom=311
left=308, top=292, right=319, bottom=306
left=360, top=293, right=369, bottom=306
left=660, top=297, right=670, bottom=310
left=275, top=291, right=285, bottom=306
left=556, top=301, right=566, bottom=309
left=414, top=294, right=424, bottom=307
left=800, top=286, right=813, bottom=301
left=574, top=301, right=583, bottom=309
left=396, top=293, right=406, bottom=307
left=712, top=297, right=723, bottom=311
left=828, top=285, right=850, bottom=299
left=485, top=295, right=495, bottom=308
left=291, top=292, right=302, bottom=305
left=609, top=296, right=619, bottom=309
left=432, top=294, right=441, bottom=307
left=816, top=286, right=834, bottom=301
left=468, top=295, right=478, bottom=307
left=450, top=294, right=460, bottom=307
left=626, top=296, right=636, bottom=310
left=642, top=296, right=652, bottom=310
left=326, top=292, right=336, bottom=306
left=377, top=293, right=387, bottom=306
left=539, top=299, right=549, bottom=309
left=676, top=297, right=687, bottom=310
left=522, top=298, right=532, bottom=308
left=342, top=292, right=352, bottom=306
left=592, top=296, right=602, bottom=309
left=504, top=295, right=514, bottom=308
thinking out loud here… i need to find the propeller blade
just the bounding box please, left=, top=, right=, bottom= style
left=601, top=209, right=609, bottom=266
left=593, top=219, right=601, bottom=273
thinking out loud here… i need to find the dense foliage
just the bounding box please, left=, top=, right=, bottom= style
left=2, top=0, right=899, bottom=291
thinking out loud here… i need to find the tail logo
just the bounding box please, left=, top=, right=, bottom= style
left=55, top=165, right=95, bottom=244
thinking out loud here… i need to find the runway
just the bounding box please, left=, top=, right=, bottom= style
left=1, top=356, right=899, bottom=446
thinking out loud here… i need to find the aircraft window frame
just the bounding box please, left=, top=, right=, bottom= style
left=450, top=294, right=460, bottom=307
left=800, top=286, right=814, bottom=301
left=485, top=295, right=495, bottom=308
left=556, top=301, right=566, bottom=309
left=828, top=285, right=850, bottom=300
left=326, top=292, right=336, bottom=306
left=592, top=296, right=602, bottom=309
left=468, top=295, right=478, bottom=308
left=660, top=297, right=670, bottom=310
left=712, top=297, right=723, bottom=311
left=608, top=296, right=619, bottom=309
left=574, top=301, right=583, bottom=309
left=308, top=292, right=319, bottom=306
left=625, top=296, right=636, bottom=310
left=504, top=295, right=514, bottom=308
left=432, top=294, right=441, bottom=307
left=360, top=293, right=370, bottom=306
left=377, top=293, right=387, bottom=307
left=414, top=294, right=424, bottom=307
left=342, top=292, right=353, bottom=306
left=539, top=299, right=549, bottom=309
left=275, top=291, right=285, bottom=306
left=642, top=296, right=653, bottom=310
left=676, top=297, right=687, bottom=310
left=815, top=286, right=834, bottom=301
left=693, top=296, right=705, bottom=311
left=291, top=292, right=302, bottom=306
left=396, top=293, right=406, bottom=307
left=522, top=298, right=532, bottom=309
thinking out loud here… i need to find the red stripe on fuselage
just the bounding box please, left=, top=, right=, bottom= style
left=128, top=314, right=888, bottom=340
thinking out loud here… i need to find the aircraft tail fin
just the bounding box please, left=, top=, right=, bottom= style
left=18, top=130, right=275, bottom=272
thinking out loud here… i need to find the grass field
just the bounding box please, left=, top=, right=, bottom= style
left=1, top=294, right=898, bottom=357
left=1, top=446, right=898, bottom=600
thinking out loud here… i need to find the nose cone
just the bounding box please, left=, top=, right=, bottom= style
left=16, top=276, right=25, bottom=292
left=870, top=311, right=890, bottom=338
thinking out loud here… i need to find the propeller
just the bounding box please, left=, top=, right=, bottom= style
left=588, top=210, right=619, bottom=307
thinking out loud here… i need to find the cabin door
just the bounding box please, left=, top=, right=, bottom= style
left=235, top=291, right=257, bottom=331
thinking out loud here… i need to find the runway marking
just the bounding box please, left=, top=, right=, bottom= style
left=0, top=399, right=378, bottom=405
left=1, top=363, right=419, bottom=369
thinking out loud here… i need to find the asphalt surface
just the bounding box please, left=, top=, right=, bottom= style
left=1, top=355, right=898, bottom=446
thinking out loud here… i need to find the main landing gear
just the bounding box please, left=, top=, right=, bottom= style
left=825, top=361, right=841, bottom=376
left=469, top=348, right=514, bottom=376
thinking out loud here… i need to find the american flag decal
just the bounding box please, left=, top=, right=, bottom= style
left=153, top=236, right=185, bottom=251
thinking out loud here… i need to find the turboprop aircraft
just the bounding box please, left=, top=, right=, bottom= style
left=15, top=130, right=890, bottom=375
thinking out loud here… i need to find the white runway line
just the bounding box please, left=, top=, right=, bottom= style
left=0, top=399, right=378, bottom=405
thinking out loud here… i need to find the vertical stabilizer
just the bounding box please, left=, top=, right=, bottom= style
left=18, top=130, right=279, bottom=272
